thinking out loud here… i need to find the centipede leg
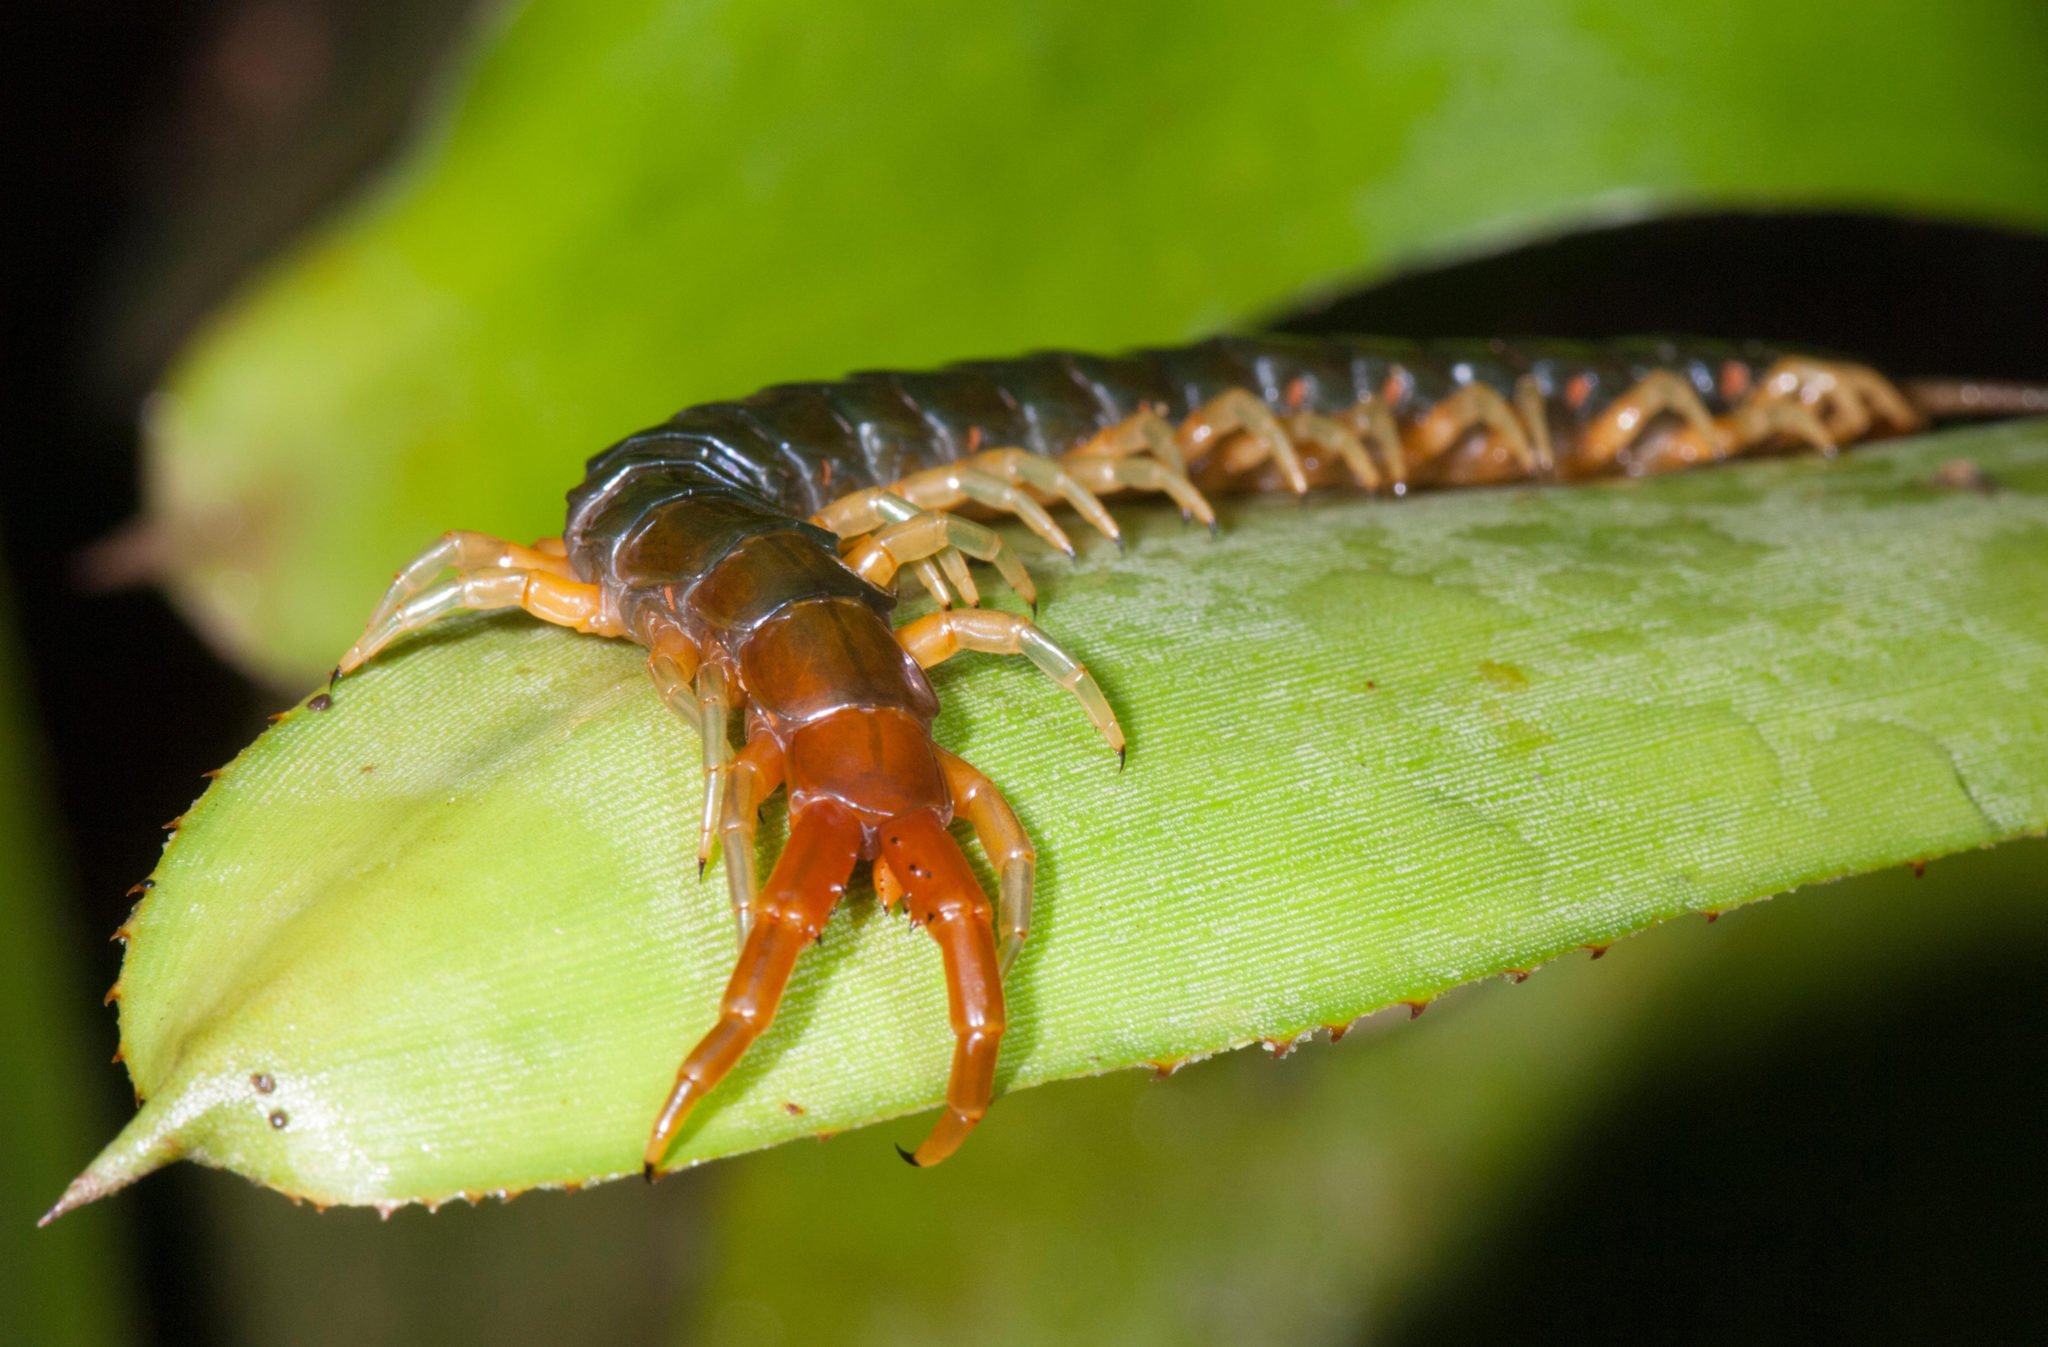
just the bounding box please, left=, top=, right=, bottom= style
left=1406, top=384, right=1539, bottom=480
left=1340, top=398, right=1408, bottom=493
left=935, top=747, right=1035, bottom=972
left=691, top=664, right=736, bottom=873
left=873, top=856, right=908, bottom=911
left=1060, top=451, right=1217, bottom=528
left=339, top=566, right=619, bottom=672
left=879, top=808, right=1006, bottom=1168
left=842, top=510, right=1038, bottom=609
left=896, top=608, right=1124, bottom=759
left=358, top=530, right=578, bottom=638
left=1575, top=371, right=1720, bottom=470
left=1178, top=389, right=1308, bottom=494
left=893, top=462, right=1093, bottom=553
left=961, top=448, right=1121, bottom=546
left=1077, top=406, right=1189, bottom=477
left=719, top=733, right=785, bottom=948
left=1286, top=412, right=1383, bottom=491
left=1753, top=358, right=1923, bottom=440
left=644, top=801, right=864, bottom=1176
left=1718, top=398, right=1837, bottom=457
left=814, top=490, right=972, bottom=609
left=1515, top=375, right=1556, bottom=475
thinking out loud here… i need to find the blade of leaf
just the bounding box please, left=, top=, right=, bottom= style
left=144, top=0, right=2048, bottom=684
left=57, top=421, right=2048, bottom=1210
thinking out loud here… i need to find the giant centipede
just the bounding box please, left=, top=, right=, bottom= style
left=334, top=333, right=2044, bottom=1171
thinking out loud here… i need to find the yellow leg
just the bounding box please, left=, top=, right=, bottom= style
left=357, top=530, right=577, bottom=641
left=1573, top=371, right=1721, bottom=470
left=1178, top=389, right=1308, bottom=494
left=888, top=459, right=1092, bottom=553
left=842, top=509, right=1038, bottom=609
left=718, top=733, right=785, bottom=950
left=812, top=489, right=969, bottom=608
left=896, top=608, right=1124, bottom=760
left=1752, top=358, right=1923, bottom=441
left=1076, top=407, right=1189, bottom=476
left=1515, top=375, right=1556, bottom=475
left=1718, top=398, right=1837, bottom=457
left=1061, top=452, right=1217, bottom=528
left=1286, top=412, right=1383, bottom=491
left=935, top=747, right=1035, bottom=972
left=340, top=559, right=618, bottom=674
left=1406, top=384, right=1538, bottom=478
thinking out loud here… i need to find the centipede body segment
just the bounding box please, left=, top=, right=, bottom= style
left=337, top=332, right=1999, bottom=1172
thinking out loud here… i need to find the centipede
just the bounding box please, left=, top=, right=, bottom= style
left=333, top=332, right=2045, bottom=1173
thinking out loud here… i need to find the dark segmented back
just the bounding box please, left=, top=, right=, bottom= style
left=567, top=333, right=1799, bottom=571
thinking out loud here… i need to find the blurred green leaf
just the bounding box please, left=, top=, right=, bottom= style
left=0, top=567, right=135, bottom=1345
left=145, top=0, right=2048, bottom=684
left=64, top=422, right=2048, bottom=1209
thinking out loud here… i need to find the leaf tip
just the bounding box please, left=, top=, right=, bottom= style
left=38, top=1109, right=182, bottom=1226
left=37, top=1171, right=106, bottom=1228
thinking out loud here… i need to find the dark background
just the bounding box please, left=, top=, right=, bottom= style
left=7, top=5, right=2045, bottom=1342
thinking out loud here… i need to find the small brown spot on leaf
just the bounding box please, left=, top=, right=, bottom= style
left=268, top=1109, right=289, bottom=1130
left=1477, top=659, right=1528, bottom=690
left=307, top=692, right=333, bottom=712
left=783, top=1101, right=805, bottom=1116
left=251, top=1072, right=276, bottom=1094
left=1929, top=459, right=1998, bottom=494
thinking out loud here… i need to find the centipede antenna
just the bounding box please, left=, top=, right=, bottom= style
left=1902, top=378, right=2048, bottom=418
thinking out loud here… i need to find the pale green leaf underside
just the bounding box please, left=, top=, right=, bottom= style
left=83, top=422, right=2048, bottom=1208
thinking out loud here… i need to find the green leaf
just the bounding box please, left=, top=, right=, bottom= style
left=61, top=421, right=2048, bottom=1210
left=146, top=0, right=2048, bottom=685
